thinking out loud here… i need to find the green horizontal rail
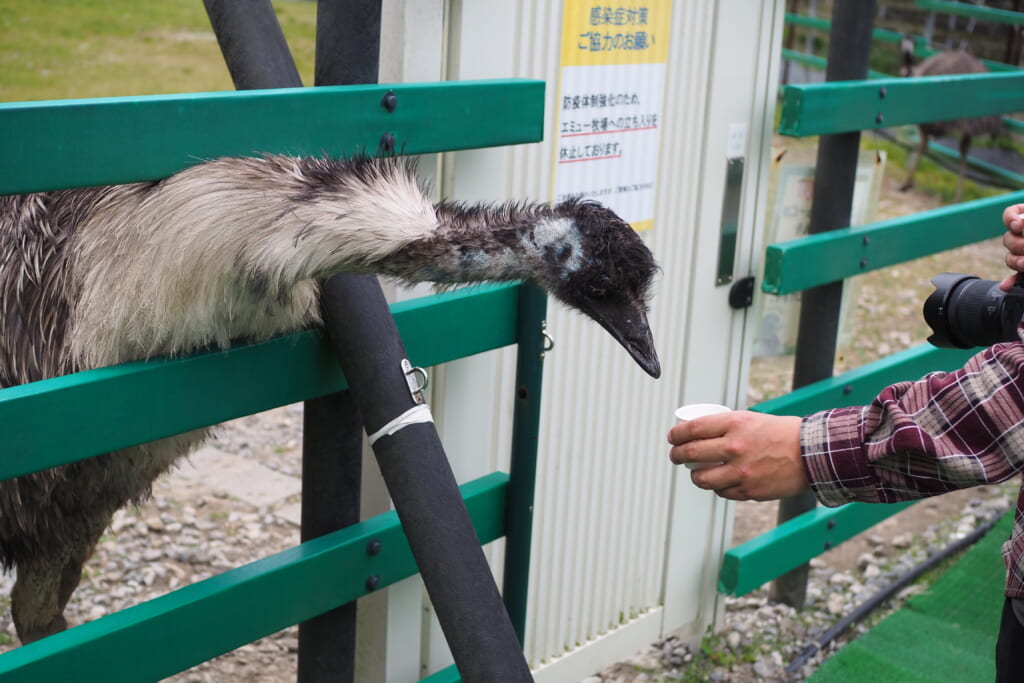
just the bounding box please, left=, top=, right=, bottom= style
left=762, top=190, right=1024, bottom=295
left=719, top=499, right=915, bottom=595
left=421, top=665, right=462, bottom=683
left=784, top=12, right=912, bottom=45
left=0, top=283, right=520, bottom=481
left=781, top=49, right=891, bottom=79
left=0, top=79, right=546, bottom=195
left=779, top=71, right=1024, bottom=137
left=782, top=45, right=1019, bottom=78
left=926, top=137, right=1024, bottom=188
left=916, top=0, right=1024, bottom=27
left=0, top=472, right=507, bottom=683
left=751, top=343, right=978, bottom=418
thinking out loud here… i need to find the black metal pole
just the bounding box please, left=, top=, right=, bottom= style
left=314, top=0, right=381, bottom=87
left=319, top=277, right=534, bottom=682
left=202, top=2, right=363, bottom=680
left=295, top=1, right=386, bottom=679
left=202, top=0, right=303, bottom=90
left=299, top=391, right=363, bottom=682
left=771, top=0, right=877, bottom=608
left=312, top=2, right=531, bottom=679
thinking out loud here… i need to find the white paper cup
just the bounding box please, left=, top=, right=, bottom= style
left=674, top=403, right=731, bottom=469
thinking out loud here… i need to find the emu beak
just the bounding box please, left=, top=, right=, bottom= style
left=579, top=297, right=661, bottom=378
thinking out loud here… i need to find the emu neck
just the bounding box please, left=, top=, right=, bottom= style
left=376, top=202, right=579, bottom=287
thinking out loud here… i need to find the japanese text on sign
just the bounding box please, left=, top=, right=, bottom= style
left=554, top=0, right=672, bottom=232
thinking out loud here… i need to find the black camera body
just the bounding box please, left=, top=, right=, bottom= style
left=924, top=273, right=1024, bottom=349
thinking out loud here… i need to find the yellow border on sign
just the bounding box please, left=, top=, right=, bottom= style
left=559, top=0, right=672, bottom=67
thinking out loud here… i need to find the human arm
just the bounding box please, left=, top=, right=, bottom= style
left=669, top=341, right=1024, bottom=505
left=1000, top=202, right=1024, bottom=291
left=667, top=412, right=806, bottom=501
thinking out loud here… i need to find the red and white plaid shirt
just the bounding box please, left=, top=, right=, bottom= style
left=801, top=338, right=1024, bottom=599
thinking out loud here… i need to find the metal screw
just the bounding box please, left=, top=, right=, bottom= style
left=827, top=519, right=836, bottom=530
left=365, top=575, right=381, bottom=591
left=843, top=384, right=853, bottom=395
left=875, top=112, right=884, bottom=124
left=824, top=540, right=833, bottom=550
left=379, top=132, right=396, bottom=152
left=862, top=235, right=870, bottom=246
left=381, top=90, right=398, bottom=112
left=859, top=257, right=868, bottom=269
left=366, top=539, right=382, bottom=556
left=878, top=86, right=887, bottom=99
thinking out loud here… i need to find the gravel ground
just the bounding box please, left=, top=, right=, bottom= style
left=589, top=484, right=1015, bottom=682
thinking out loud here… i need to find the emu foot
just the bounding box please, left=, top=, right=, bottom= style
left=14, top=612, right=67, bottom=644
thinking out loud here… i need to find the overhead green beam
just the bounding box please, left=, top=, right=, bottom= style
left=761, top=191, right=1024, bottom=295
left=781, top=49, right=891, bottom=79
left=778, top=71, right=1024, bottom=137
left=751, top=343, right=978, bottom=418
left=916, top=0, right=1024, bottom=27
left=784, top=12, right=911, bottom=45
left=420, top=666, right=462, bottom=683
left=719, top=499, right=915, bottom=596
left=0, top=79, right=546, bottom=195
left=926, top=138, right=1024, bottom=188
left=0, top=283, right=520, bottom=481
left=0, top=473, right=507, bottom=683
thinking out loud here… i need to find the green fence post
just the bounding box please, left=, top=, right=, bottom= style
left=503, top=283, right=549, bottom=641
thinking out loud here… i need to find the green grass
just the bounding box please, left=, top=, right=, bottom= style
left=0, top=0, right=317, bottom=102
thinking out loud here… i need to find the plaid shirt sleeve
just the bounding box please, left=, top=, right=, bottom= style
left=801, top=340, right=1024, bottom=508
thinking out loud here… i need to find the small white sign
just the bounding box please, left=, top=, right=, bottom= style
left=726, top=122, right=747, bottom=160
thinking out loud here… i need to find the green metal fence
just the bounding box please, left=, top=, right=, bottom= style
left=0, top=79, right=544, bottom=682
left=720, top=64, right=1023, bottom=595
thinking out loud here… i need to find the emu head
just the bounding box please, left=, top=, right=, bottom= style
left=899, top=36, right=916, bottom=77
left=540, top=199, right=661, bottom=378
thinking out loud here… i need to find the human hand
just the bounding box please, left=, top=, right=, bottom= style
left=1000, top=203, right=1024, bottom=292
left=667, top=411, right=808, bottom=501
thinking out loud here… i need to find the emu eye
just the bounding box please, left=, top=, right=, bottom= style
left=556, top=245, right=572, bottom=263
left=587, top=275, right=613, bottom=299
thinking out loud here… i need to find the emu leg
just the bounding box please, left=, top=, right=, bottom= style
left=11, top=515, right=108, bottom=643
left=11, top=551, right=72, bottom=643
left=955, top=133, right=972, bottom=203
left=900, top=128, right=928, bottom=192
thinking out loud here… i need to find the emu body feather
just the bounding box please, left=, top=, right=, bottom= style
left=899, top=41, right=1003, bottom=202
left=0, top=154, right=658, bottom=642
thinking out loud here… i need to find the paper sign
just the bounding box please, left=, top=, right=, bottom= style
left=553, top=1, right=673, bottom=232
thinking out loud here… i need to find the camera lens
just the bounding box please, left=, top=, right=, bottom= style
left=924, top=273, right=1024, bottom=348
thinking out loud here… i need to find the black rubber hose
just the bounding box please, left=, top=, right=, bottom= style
left=786, top=511, right=1005, bottom=673
left=319, top=275, right=535, bottom=682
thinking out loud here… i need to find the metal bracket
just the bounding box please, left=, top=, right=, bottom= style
left=540, top=320, right=555, bottom=360
left=401, top=358, right=429, bottom=404
left=728, top=275, right=756, bottom=310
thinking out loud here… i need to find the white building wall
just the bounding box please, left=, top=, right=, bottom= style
left=363, top=1, right=786, bottom=680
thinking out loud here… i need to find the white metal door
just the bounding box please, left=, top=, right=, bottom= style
left=362, top=1, right=786, bottom=680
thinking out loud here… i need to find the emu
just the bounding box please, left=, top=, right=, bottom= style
left=0, top=154, right=660, bottom=643
left=899, top=39, right=1002, bottom=202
